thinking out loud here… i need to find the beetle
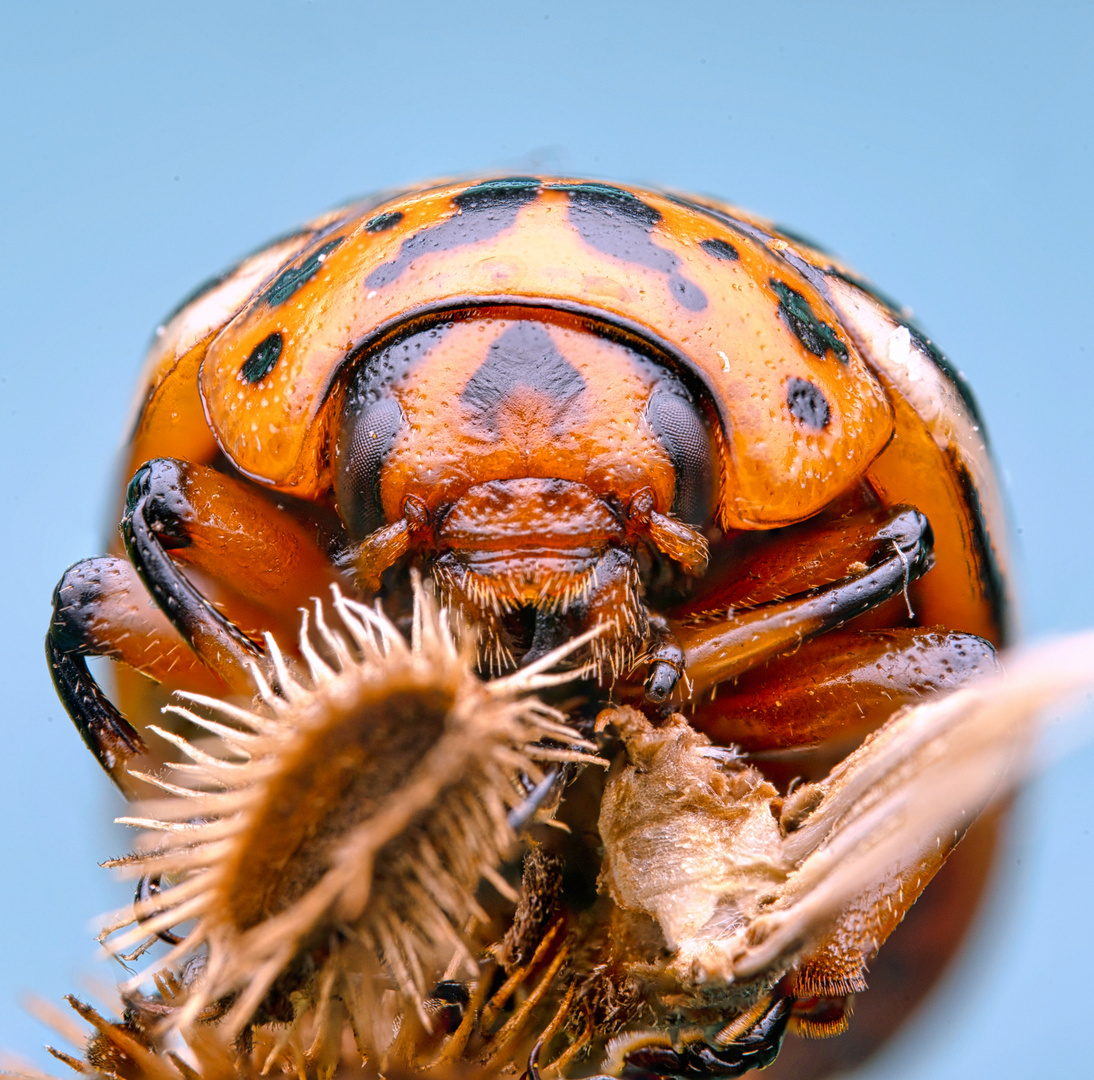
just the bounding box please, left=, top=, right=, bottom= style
left=46, top=177, right=1009, bottom=1077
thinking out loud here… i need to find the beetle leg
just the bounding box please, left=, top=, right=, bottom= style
left=120, top=458, right=341, bottom=688
left=739, top=801, right=978, bottom=1050
left=690, top=627, right=1000, bottom=782
left=121, top=464, right=264, bottom=689
left=681, top=628, right=1000, bottom=1002
left=668, top=507, right=932, bottom=700
left=46, top=555, right=226, bottom=789
left=592, top=995, right=792, bottom=1079
left=50, top=459, right=342, bottom=785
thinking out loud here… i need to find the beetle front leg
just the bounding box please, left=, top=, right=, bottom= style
left=121, top=462, right=265, bottom=689
left=120, top=458, right=341, bottom=688
left=46, top=556, right=226, bottom=790
left=670, top=507, right=932, bottom=700
left=49, top=459, right=341, bottom=785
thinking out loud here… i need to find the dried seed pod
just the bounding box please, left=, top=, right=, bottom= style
left=102, top=580, right=600, bottom=1049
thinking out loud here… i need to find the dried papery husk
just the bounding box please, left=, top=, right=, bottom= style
left=596, top=630, right=1094, bottom=1020
left=723, top=629, right=1094, bottom=985
left=101, top=579, right=601, bottom=1048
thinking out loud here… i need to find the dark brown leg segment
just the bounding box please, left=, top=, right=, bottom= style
left=46, top=556, right=224, bottom=790
left=578, top=995, right=793, bottom=1080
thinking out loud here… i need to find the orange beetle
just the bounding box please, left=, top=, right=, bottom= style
left=47, top=177, right=1009, bottom=1077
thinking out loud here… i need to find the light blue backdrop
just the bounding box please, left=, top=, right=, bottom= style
left=2, top=2, right=1091, bottom=1075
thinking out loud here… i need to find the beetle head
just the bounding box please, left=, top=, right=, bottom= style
left=333, top=310, right=714, bottom=675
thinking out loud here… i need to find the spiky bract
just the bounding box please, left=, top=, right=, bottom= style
left=102, top=583, right=597, bottom=1049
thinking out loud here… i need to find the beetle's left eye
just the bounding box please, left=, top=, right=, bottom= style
left=645, top=386, right=715, bottom=525
left=335, top=391, right=405, bottom=539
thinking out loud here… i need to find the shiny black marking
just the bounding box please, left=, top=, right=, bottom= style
left=425, top=979, right=471, bottom=1035
left=240, top=332, right=283, bottom=383
left=906, top=323, right=991, bottom=438
left=619, top=996, right=791, bottom=1078
left=771, top=280, right=849, bottom=363
left=787, top=376, right=830, bottom=429
left=262, top=237, right=345, bottom=307
left=825, top=265, right=907, bottom=317
left=365, top=178, right=541, bottom=291
left=430, top=980, right=470, bottom=1007
left=666, top=192, right=778, bottom=247
left=453, top=177, right=541, bottom=210
left=365, top=210, right=404, bottom=233
left=121, top=460, right=264, bottom=668
left=461, top=322, right=586, bottom=428
left=808, top=262, right=991, bottom=440
left=700, top=237, right=739, bottom=261
left=676, top=200, right=992, bottom=443
left=553, top=182, right=708, bottom=312
left=159, top=227, right=314, bottom=326
left=645, top=386, right=713, bottom=523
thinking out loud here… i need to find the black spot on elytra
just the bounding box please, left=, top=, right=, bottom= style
left=553, top=182, right=708, bottom=312
left=770, top=280, right=849, bottom=363
left=365, top=210, right=404, bottom=233
left=159, top=226, right=315, bottom=326
left=787, top=377, right=830, bottom=430
left=364, top=178, right=541, bottom=290
left=700, top=238, right=739, bottom=262
left=263, top=237, right=345, bottom=307
left=240, top=332, right=283, bottom=383
left=461, top=322, right=586, bottom=431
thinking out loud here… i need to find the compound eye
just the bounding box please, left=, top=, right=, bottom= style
left=335, top=393, right=405, bottom=540
left=645, top=386, right=715, bottom=525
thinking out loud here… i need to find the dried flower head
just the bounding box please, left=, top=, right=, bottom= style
left=101, top=579, right=599, bottom=1050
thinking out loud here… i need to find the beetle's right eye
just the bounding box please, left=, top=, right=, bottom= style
left=335, top=393, right=405, bottom=539
left=645, top=385, right=715, bottom=525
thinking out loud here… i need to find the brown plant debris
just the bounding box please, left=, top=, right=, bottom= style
left=100, top=580, right=601, bottom=1052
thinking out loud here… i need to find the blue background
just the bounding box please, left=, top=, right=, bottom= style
left=2, top=2, right=1091, bottom=1075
